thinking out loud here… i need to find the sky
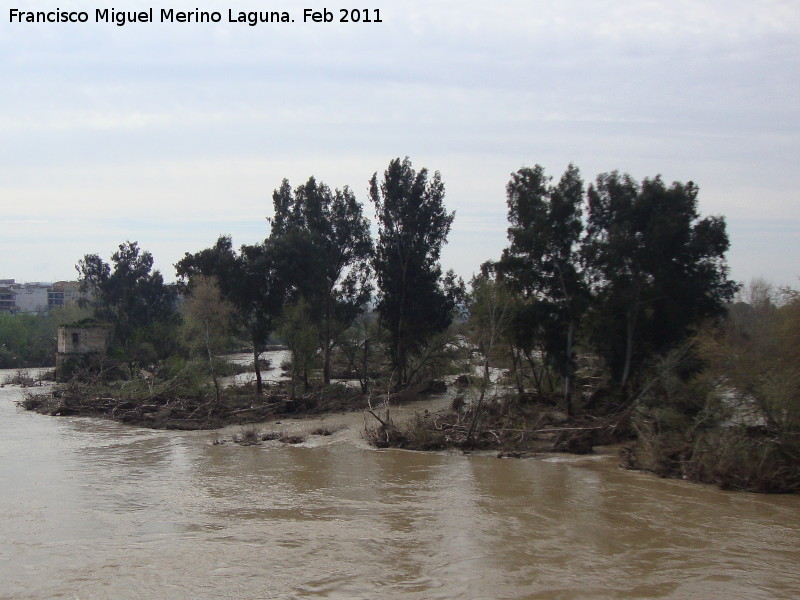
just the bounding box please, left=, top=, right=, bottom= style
left=1, top=0, right=798, bottom=288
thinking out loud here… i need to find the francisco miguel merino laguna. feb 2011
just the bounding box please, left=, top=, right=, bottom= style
left=7, top=7, right=383, bottom=26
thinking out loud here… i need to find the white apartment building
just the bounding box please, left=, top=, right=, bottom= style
left=0, top=280, right=84, bottom=315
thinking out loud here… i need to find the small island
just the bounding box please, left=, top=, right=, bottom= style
left=6, top=159, right=799, bottom=494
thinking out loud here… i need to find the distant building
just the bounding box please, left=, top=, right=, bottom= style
left=0, top=285, right=16, bottom=314
left=48, top=281, right=82, bottom=309
left=0, top=279, right=85, bottom=315
left=13, top=283, right=50, bottom=313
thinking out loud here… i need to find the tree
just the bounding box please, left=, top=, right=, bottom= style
left=583, top=172, right=738, bottom=392
left=628, top=281, right=800, bottom=492
left=175, top=236, right=284, bottom=393
left=370, top=157, right=462, bottom=387
left=490, top=164, right=587, bottom=415
left=701, top=281, right=800, bottom=436
left=336, top=312, right=381, bottom=394
left=77, top=241, right=177, bottom=364
left=180, top=275, right=234, bottom=403
left=278, top=298, right=319, bottom=397
left=269, top=176, right=373, bottom=385
left=466, top=274, right=515, bottom=442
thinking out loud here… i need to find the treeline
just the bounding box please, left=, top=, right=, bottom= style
left=72, top=157, right=742, bottom=408
left=73, top=158, right=464, bottom=396
left=11, top=157, right=741, bottom=402
left=479, top=164, right=737, bottom=414
left=13, top=156, right=799, bottom=491
left=464, top=164, right=797, bottom=491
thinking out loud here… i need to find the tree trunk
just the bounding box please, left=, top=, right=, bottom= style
left=524, top=350, right=544, bottom=396
left=205, top=322, right=221, bottom=404
left=252, top=342, right=262, bottom=394
left=621, top=310, right=635, bottom=392
left=362, top=338, right=369, bottom=394
left=564, top=320, right=574, bottom=417
left=395, top=259, right=409, bottom=388
left=621, top=286, right=641, bottom=393
left=322, top=341, right=332, bottom=386
left=466, top=356, right=491, bottom=445
left=322, top=292, right=332, bottom=386
left=510, top=345, right=524, bottom=394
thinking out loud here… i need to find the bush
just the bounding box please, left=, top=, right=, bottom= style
left=689, top=428, right=800, bottom=492
left=622, top=330, right=800, bottom=492
left=2, top=370, right=40, bottom=387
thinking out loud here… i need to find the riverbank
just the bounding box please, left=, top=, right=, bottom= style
left=361, top=395, right=630, bottom=455
left=15, top=371, right=631, bottom=459
left=17, top=375, right=371, bottom=431
left=10, top=350, right=450, bottom=433
left=8, top=355, right=624, bottom=455
left=13, top=350, right=314, bottom=429
left=9, top=357, right=799, bottom=493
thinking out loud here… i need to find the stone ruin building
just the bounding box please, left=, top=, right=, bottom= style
left=55, top=324, right=111, bottom=380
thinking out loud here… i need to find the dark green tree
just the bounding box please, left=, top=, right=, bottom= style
left=269, top=176, right=373, bottom=385
left=370, top=157, right=462, bottom=387
left=176, top=236, right=284, bottom=393
left=491, top=164, right=587, bottom=415
left=77, top=241, right=177, bottom=364
left=583, top=172, right=738, bottom=392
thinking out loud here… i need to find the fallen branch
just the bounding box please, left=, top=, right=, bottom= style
left=366, top=409, right=389, bottom=428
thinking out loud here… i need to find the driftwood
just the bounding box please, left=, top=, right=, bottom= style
left=363, top=402, right=630, bottom=454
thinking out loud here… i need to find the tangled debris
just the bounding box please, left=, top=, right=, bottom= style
left=2, top=370, right=49, bottom=388
left=363, top=394, right=630, bottom=455
left=19, top=374, right=366, bottom=430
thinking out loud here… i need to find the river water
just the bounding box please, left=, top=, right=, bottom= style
left=1, top=367, right=798, bottom=600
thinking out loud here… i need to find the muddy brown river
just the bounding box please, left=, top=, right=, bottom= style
left=1, top=367, right=798, bottom=599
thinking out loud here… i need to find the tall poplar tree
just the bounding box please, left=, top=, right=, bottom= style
left=491, top=164, right=587, bottom=415
left=370, top=157, right=461, bottom=387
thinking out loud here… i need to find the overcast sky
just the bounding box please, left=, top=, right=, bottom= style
left=1, top=0, right=798, bottom=288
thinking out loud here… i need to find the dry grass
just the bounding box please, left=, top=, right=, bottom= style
left=621, top=422, right=800, bottom=493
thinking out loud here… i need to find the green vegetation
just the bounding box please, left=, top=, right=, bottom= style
left=270, top=176, right=373, bottom=386
left=489, top=164, right=587, bottom=415
left=0, top=304, right=90, bottom=368
left=0, top=312, right=56, bottom=368
left=180, top=275, right=234, bottom=404
left=176, top=236, right=283, bottom=393
left=623, top=281, right=800, bottom=492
